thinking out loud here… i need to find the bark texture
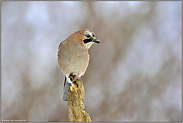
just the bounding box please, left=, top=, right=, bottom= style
left=67, top=79, right=92, bottom=122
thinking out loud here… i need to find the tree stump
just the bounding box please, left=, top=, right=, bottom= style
left=67, top=79, right=92, bottom=122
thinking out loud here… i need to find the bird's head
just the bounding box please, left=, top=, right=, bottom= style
left=73, top=29, right=100, bottom=49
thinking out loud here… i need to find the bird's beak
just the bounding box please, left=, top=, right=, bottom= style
left=92, top=39, right=100, bottom=44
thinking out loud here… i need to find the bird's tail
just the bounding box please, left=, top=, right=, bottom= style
left=61, top=77, right=70, bottom=101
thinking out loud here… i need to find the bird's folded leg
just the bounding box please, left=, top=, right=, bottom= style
left=69, top=73, right=79, bottom=83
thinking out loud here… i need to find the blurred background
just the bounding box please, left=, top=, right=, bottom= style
left=1, top=1, right=182, bottom=122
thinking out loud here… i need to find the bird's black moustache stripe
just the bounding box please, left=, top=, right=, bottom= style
left=83, top=39, right=92, bottom=44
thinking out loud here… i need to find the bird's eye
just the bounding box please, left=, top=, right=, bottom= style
left=85, top=33, right=90, bottom=38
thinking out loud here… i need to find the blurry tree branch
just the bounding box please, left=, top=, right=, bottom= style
left=67, top=80, right=92, bottom=122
